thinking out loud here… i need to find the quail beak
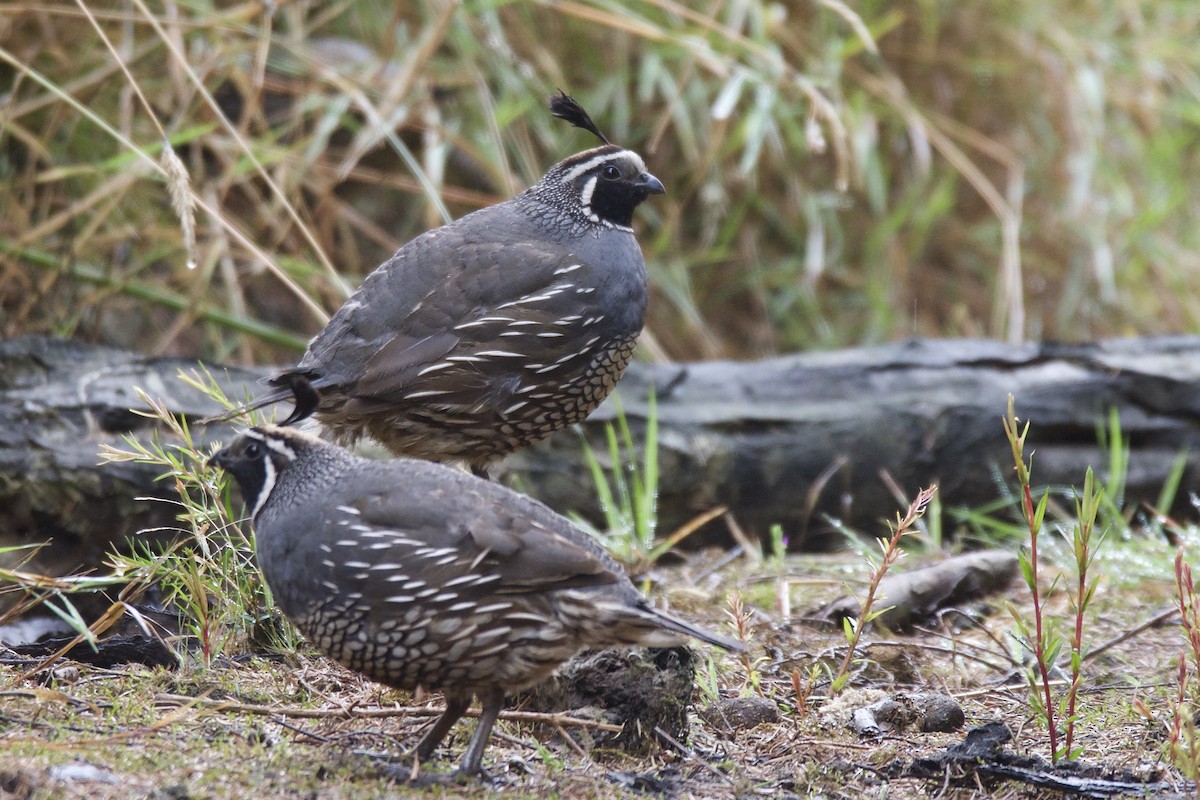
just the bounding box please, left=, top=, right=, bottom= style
left=207, top=448, right=230, bottom=471
left=636, top=172, right=665, bottom=195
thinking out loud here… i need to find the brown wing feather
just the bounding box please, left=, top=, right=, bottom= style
left=346, top=470, right=619, bottom=594
left=333, top=240, right=603, bottom=415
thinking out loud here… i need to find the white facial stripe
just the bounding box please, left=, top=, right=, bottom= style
left=579, top=176, right=597, bottom=213
left=252, top=453, right=276, bottom=520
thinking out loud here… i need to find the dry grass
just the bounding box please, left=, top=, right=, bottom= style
left=4, top=1, right=1200, bottom=366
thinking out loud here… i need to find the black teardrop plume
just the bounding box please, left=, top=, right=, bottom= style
left=277, top=374, right=321, bottom=426
left=549, top=91, right=609, bottom=145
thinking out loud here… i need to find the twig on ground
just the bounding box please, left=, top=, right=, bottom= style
left=1085, top=606, right=1177, bottom=662
left=153, top=693, right=623, bottom=731
left=653, top=726, right=735, bottom=786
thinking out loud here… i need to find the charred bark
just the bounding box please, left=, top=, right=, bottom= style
left=3, top=335, right=1198, bottom=576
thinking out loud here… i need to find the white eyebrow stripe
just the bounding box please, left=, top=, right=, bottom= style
left=261, top=434, right=296, bottom=462
left=558, top=150, right=645, bottom=185
left=559, top=153, right=616, bottom=184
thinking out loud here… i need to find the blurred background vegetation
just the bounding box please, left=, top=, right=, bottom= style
left=3, top=0, right=1200, bottom=367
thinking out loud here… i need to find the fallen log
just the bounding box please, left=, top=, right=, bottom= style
left=507, top=335, right=1200, bottom=548
left=2, top=335, right=1198, bottom=578
left=0, top=336, right=258, bottom=579
left=813, top=551, right=1019, bottom=632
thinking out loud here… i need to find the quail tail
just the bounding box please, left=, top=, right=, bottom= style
left=581, top=595, right=745, bottom=652
left=643, top=606, right=746, bottom=653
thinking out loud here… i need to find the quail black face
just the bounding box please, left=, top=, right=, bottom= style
left=208, top=429, right=296, bottom=519
left=540, top=144, right=665, bottom=230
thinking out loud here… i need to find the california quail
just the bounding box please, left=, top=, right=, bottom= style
left=208, top=424, right=742, bottom=778
left=211, top=94, right=663, bottom=476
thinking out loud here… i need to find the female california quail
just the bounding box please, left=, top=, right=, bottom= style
left=208, top=425, right=742, bottom=778
left=212, top=95, right=663, bottom=476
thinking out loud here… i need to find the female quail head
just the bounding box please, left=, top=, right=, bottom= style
left=209, top=425, right=741, bottom=778
left=211, top=94, right=663, bottom=476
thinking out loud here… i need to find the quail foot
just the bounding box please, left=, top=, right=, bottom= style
left=210, top=94, right=663, bottom=477
left=208, top=425, right=742, bottom=779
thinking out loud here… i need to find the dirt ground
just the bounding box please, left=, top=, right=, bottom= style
left=0, top=546, right=1194, bottom=799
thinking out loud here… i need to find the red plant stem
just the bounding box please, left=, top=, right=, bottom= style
left=832, top=534, right=895, bottom=683
left=1024, top=482, right=1059, bottom=760
left=1169, top=654, right=1189, bottom=761
left=1064, top=525, right=1088, bottom=758
left=831, top=485, right=936, bottom=692
left=1179, top=552, right=1200, bottom=670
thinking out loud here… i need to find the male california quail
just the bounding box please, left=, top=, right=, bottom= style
left=211, top=94, right=663, bottom=476
left=208, top=425, right=742, bottom=778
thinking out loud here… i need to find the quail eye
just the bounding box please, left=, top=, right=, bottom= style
left=601, top=164, right=621, bottom=180
left=245, top=442, right=262, bottom=459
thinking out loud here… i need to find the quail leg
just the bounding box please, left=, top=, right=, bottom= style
left=456, top=687, right=505, bottom=776
left=413, top=691, right=471, bottom=762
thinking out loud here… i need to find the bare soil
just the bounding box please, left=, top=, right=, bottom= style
left=0, top=548, right=1192, bottom=799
